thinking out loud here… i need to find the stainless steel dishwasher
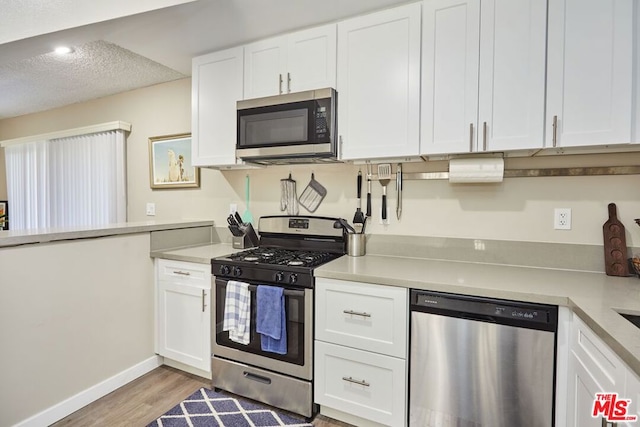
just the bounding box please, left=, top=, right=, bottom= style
left=409, top=290, right=558, bottom=427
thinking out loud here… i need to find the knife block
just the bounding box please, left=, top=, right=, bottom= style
left=232, top=223, right=259, bottom=249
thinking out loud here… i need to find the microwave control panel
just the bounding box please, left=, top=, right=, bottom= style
left=314, top=98, right=333, bottom=141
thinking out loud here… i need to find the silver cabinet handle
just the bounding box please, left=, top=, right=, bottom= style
left=173, top=270, right=191, bottom=276
left=278, top=74, right=283, bottom=94
left=342, top=376, right=370, bottom=387
left=339, top=135, right=344, bottom=158
left=202, top=289, right=207, bottom=312
left=469, top=123, right=474, bottom=151
left=482, top=121, right=487, bottom=151
left=287, top=72, right=291, bottom=93
left=343, top=309, right=371, bottom=318
left=552, top=115, right=558, bottom=147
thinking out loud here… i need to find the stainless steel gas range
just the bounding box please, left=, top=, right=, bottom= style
left=210, top=215, right=346, bottom=418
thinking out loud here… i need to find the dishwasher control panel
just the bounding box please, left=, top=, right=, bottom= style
left=411, top=290, right=558, bottom=331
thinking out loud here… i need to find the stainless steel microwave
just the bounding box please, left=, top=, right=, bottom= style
left=236, top=88, right=337, bottom=165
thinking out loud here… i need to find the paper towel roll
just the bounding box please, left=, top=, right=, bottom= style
left=448, top=158, right=504, bottom=183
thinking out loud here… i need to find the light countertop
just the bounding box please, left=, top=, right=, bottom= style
left=0, top=219, right=214, bottom=248
left=150, top=242, right=240, bottom=264
left=315, top=254, right=640, bottom=377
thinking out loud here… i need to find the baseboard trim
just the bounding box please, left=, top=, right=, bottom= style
left=14, top=355, right=162, bottom=427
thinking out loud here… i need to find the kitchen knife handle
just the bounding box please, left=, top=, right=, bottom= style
left=382, top=193, right=387, bottom=221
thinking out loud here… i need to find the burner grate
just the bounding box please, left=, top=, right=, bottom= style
left=229, top=247, right=340, bottom=268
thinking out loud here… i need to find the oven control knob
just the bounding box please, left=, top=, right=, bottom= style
left=220, top=265, right=230, bottom=276
left=275, top=272, right=285, bottom=282
left=289, top=274, right=298, bottom=284
left=233, top=266, right=242, bottom=277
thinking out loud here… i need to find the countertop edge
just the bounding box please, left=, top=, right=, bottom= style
left=0, top=220, right=214, bottom=248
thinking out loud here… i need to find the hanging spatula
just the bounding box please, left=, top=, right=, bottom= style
left=242, top=174, right=254, bottom=224
left=378, top=163, right=391, bottom=222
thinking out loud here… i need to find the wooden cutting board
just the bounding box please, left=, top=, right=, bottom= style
left=603, top=203, right=630, bottom=276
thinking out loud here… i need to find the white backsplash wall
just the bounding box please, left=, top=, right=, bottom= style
left=1, top=78, right=640, bottom=246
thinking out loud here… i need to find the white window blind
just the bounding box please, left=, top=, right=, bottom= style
left=4, top=129, right=127, bottom=230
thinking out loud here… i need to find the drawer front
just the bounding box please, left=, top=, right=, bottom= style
left=156, top=258, right=210, bottom=287
left=571, top=313, right=624, bottom=390
left=315, top=341, right=407, bottom=427
left=316, top=278, right=408, bottom=358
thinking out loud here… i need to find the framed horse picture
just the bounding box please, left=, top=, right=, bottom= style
left=149, top=133, right=200, bottom=189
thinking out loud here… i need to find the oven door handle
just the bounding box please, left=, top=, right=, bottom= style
left=246, top=284, right=305, bottom=297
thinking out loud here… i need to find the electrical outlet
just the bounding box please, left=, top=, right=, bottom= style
left=146, top=202, right=156, bottom=216
left=554, top=208, right=571, bottom=230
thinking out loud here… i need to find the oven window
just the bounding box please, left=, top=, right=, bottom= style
left=240, top=109, right=308, bottom=146
left=215, top=280, right=305, bottom=366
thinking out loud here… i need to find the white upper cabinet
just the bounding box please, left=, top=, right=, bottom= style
left=421, top=0, right=547, bottom=155
left=244, top=24, right=336, bottom=99
left=546, top=0, right=634, bottom=148
left=338, top=3, right=422, bottom=161
left=191, top=47, right=244, bottom=167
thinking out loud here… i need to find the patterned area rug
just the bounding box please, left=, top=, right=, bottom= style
left=147, top=388, right=314, bottom=427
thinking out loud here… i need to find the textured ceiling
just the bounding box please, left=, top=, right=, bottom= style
left=0, top=0, right=411, bottom=120
left=0, top=40, right=185, bottom=119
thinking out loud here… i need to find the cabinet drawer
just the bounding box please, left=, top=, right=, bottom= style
left=315, top=341, right=406, bottom=427
left=571, top=313, right=624, bottom=390
left=156, top=258, right=210, bottom=287
left=315, top=278, right=408, bottom=358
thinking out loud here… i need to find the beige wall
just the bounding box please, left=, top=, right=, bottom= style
left=2, top=78, right=640, bottom=247
left=0, top=234, right=155, bottom=426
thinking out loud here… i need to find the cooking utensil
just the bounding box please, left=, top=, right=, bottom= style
left=280, top=173, right=299, bottom=215
left=333, top=218, right=356, bottom=234
left=353, top=170, right=366, bottom=232
left=299, top=172, right=326, bottom=213
left=603, top=203, right=630, bottom=276
left=378, top=163, right=391, bottom=221
left=366, top=164, right=372, bottom=217
left=396, top=163, right=402, bottom=220
left=242, top=174, right=254, bottom=224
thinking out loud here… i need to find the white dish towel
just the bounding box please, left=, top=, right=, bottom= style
left=222, top=281, right=251, bottom=345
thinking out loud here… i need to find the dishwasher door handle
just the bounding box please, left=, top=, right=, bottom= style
left=460, top=313, right=497, bottom=323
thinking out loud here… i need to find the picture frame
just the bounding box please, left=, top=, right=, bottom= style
left=149, top=133, right=200, bottom=189
left=0, top=200, right=8, bottom=230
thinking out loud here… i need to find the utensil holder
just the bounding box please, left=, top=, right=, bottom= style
left=347, top=233, right=366, bottom=257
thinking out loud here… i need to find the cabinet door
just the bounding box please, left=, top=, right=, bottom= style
left=546, top=0, right=633, bottom=148
left=568, top=352, right=611, bottom=427
left=338, top=3, right=421, bottom=160
left=244, top=36, right=287, bottom=99
left=157, top=280, right=211, bottom=372
left=478, top=0, right=546, bottom=151
left=287, top=24, right=336, bottom=93
left=191, top=47, right=244, bottom=167
left=625, top=369, right=640, bottom=427
left=421, top=0, right=480, bottom=155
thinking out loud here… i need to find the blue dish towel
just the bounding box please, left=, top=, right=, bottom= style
left=222, top=281, right=251, bottom=345
left=256, top=285, right=287, bottom=354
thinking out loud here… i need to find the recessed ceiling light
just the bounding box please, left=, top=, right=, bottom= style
left=54, top=46, right=73, bottom=54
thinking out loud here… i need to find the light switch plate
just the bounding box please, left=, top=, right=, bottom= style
left=146, top=202, right=156, bottom=216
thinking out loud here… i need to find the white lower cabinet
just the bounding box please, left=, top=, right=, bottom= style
left=567, top=313, right=631, bottom=427
left=315, top=278, right=408, bottom=426
left=156, top=259, right=211, bottom=373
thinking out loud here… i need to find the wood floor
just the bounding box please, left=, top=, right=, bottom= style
left=52, top=366, right=351, bottom=426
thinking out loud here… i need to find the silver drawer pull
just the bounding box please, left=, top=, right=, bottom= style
left=342, top=376, right=370, bottom=387
left=343, top=309, right=371, bottom=318
left=173, top=270, right=191, bottom=276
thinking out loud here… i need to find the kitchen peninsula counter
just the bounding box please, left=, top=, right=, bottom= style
left=0, top=219, right=214, bottom=248
left=315, top=254, right=640, bottom=378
